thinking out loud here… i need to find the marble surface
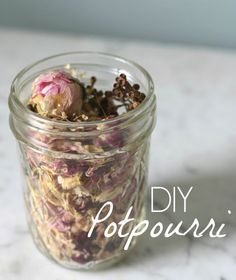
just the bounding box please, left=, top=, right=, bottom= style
left=0, top=27, right=236, bottom=280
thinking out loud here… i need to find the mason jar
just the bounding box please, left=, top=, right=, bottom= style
left=8, top=52, right=156, bottom=270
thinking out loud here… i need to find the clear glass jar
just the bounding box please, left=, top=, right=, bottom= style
left=8, top=52, right=156, bottom=270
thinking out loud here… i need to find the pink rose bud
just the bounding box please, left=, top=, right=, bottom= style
left=29, top=70, right=84, bottom=118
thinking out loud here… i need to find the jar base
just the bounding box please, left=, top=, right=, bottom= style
left=32, top=234, right=138, bottom=271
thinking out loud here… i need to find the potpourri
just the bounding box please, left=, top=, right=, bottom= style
left=24, top=69, right=148, bottom=267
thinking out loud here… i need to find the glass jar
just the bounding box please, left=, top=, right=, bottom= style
left=8, top=52, right=156, bottom=270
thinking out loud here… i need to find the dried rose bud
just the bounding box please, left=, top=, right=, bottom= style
left=28, top=70, right=84, bottom=119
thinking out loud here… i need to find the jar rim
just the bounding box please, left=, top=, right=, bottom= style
left=9, top=51, right=155, bottom=129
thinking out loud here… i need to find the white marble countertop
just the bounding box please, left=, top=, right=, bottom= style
left=0, top=27, right=236, bottom=280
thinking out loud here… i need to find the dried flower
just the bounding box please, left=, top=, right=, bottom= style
left=28, top=70, right=145, bottom=122
left=28, top=70, right=84, bottom=119
left=58, top=174, right=82, bottom=190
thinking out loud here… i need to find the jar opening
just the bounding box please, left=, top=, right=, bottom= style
left=9, top=52, right=156, bottom=151
left=9, top=52, right=155, bottom=129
